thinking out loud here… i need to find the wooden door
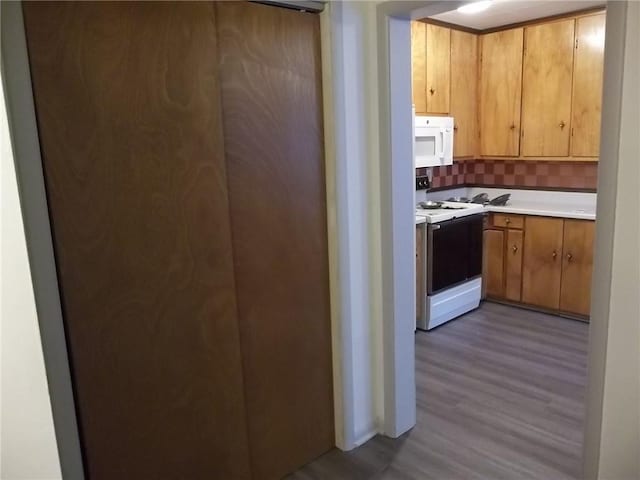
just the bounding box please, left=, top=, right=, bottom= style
left=22, top=3, right=251, bottom=478
left=505, top=229, right=524, bottom=302
left=479, top=28, right=524, bottom=156
left=484, top=229, right=505, bottom=298
left=426, top=24, right=451, bottom=114
left=571, top=14, right=606, bottom=157
left=416, top=225, right=425, bottom=322
left=560, top=220, right=595, bottom=316
left=216, top=3, right=334, bottom=479
left=412, top=21, right=427, bottom=114
left=521, top=20, right=575, bottom=156
left=522, top=217, right=564, bottom=309
left=450, top=29, right=478, bottom=157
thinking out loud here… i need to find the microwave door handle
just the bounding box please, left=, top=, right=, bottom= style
left=434, top=129, right=443, bottom=159
left=439, top=129, right=445, bottom=158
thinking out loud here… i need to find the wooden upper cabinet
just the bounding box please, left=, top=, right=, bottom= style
left=479, top=28, right=524, bottom=156
left=571, top=14, right=606, bottom=157
left=450, top=29, right=478, bottom=157
left=425, top=24, right=451, bottom=114
left=521, top=20, right=575, bottom=157
left=411, top=21, right=427, bottom=114
left=560, top=220, right=595, bottom=316
left=522, top=217, right=564, bottom=310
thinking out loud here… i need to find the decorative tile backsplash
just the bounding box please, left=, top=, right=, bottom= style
left=417, top=160, right=598, bottom=191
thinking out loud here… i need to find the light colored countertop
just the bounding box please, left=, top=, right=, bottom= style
left=487, top=201, right=596, bottom=220
left=416, top=216, right=426, bottom=225
left=417, top=187, right=597, bottom=223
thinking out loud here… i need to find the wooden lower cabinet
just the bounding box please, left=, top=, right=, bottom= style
left=505, top=229, right=524, bottom=302
left=522, top=217, right=564, bottom=310
left=484, top=229, right=505, bottom=297
left=560, top=220, right=596, bottom=315
left=484, top=213, right=594, bottom=318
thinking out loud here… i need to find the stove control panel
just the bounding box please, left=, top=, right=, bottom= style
left=416, top=175, right=430, bottom=190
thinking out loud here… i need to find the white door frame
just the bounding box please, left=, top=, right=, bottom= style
left=325, top=1, right=635, bottom=476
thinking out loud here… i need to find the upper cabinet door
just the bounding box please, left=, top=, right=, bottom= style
left=479, top=28, right=523, bottom=156
left=450, top=29, right=478, bottom=157
left=521, top=20, right=575, bottom=157
left=571, top=14, right=606, bottom=157
left=411, top=21, right=427, bottom=114
left=425, top=24, right=451, bottom=114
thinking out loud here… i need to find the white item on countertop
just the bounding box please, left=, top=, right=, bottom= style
left=414, top=115, right=454, bottom=168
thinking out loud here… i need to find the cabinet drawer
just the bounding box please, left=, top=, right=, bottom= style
left=492, top=213, right=524, bottom=229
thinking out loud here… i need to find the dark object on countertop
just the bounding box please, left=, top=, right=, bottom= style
left=419, top=200, right=444, bottom=209
left=489, top=193, right=511, bottom=206
left=471, top=193, right=490, bottom=204
left=446, top=196, right=470, bottom=203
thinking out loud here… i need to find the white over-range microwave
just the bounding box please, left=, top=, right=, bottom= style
left=413, top=111, right=454, bottom=168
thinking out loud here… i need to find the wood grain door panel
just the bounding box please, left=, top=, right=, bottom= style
left=425, top=24, right=450, bottom=114
left=484, top=229, right=505, bottom=298
left=22, top=2, right=252, bottom=478
left=521, top=19, right=575, bottom=157
left=412, top=21, right=427, bottom=114
left=450, top=29, right=478, bottom=157
left=522, top=217, right=564, bottom=309
left=571, top=14, right=606, bottom=157
left=479, top=28, right=524, bottom=156
left=505, top=229, right=524, bottom=302
left=216, top=3, right=334, bottom=479
left=560, top=220, right=595, bottom=316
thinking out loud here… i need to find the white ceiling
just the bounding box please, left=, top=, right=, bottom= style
left=429, top=0, right=605, bottom=30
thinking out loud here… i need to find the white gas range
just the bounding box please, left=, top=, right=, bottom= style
left=415, top=201, right=484, bottom=223
left=415, top=201, right=485, bottom=331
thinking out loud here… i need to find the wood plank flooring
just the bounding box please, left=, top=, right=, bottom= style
left=288, top=302, right=589, bottom=480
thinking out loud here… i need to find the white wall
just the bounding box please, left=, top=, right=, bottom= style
left=584, top=2, right=640, bottom=479
left=1, top=62, right=62, bottom=478
left=321, top=1, right=385, bottom=449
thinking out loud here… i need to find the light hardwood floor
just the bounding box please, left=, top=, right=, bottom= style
left=288, top=301, right=589, bottom=480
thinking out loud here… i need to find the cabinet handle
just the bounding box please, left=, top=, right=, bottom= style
left=454, top=125, right=458, bottom=131
left=552, top=250, right=558, bottom=259
left=559, top=120, right=566, bottom=129
left=509, top=124, right=516, bottom=130
left=429, top=87, right=435, bottom=95
left=512, top=245, right=518, bottom=253
left=505, top=218, right=511, bottom=224
left=566, top=253, right=573, bottom=261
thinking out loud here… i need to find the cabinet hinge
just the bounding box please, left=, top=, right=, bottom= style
left=575, top=38, right=579, bottom=49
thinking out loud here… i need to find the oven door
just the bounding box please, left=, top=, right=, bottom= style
left=427, top=214, right=483, bottom=295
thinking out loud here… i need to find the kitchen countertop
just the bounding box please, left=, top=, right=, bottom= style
left=414, top=200, right=596, bottom=224
left=417, top=187, right=597, bottom=223
left=487, top=201, right=596, bottom=220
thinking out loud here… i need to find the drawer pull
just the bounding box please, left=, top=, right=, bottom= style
left=512, top=245, right=518, bottom=253
left=566, top=253, right=573, bottom=262
left=552, top=250, right=558, bottom=259
left=505, top=218, right=511, bottom=224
